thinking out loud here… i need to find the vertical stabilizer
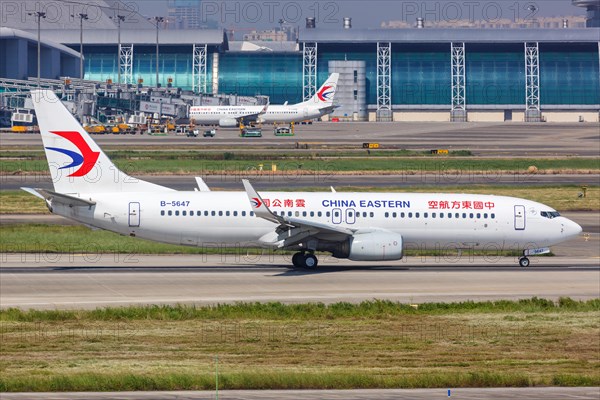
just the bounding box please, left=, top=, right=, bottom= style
left=31, top=90, right=172, bottom=194
left=305, top=73, right=339, bottom=106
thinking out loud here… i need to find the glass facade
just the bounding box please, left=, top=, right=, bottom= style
left=84, top=46, right=212, bottom=90
left=218, top=53, right=302, bottom=104
left=540, top=50, right=599, bottom=105
left=466, top=47, right=524, bottom=105
left=392, top=49, right=450, bottom=105
left=81, top=43, right=600, bottom=106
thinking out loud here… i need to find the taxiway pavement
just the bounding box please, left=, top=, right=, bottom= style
left=1, top=253, right=598, bottom=310
left=1, top=388, right=600, bottom=400
left=3, top=121, right=600, bottom=156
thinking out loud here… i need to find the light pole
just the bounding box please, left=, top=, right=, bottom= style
left=151, top=16, right=164, bottom=88
left=111, top=15, right=126, bottom=84
left=28, top=11, right=46, bottom=87
left=72, top=13, right=88, bottom=80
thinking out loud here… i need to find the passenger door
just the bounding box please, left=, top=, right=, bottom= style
left=514, top=205, right=526, bottom=230
left=128, top=202, right=140, bottom=227
left=332, top=208, right=342, bottom=224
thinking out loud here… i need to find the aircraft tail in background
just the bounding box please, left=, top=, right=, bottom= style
left=304, top=73, right=339, bottom=107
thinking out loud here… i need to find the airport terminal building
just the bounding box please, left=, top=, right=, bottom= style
left=1, top=2, right=599, bottom=122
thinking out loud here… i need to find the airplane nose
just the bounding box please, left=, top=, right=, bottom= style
left=563, top=219, right=583, bottom=239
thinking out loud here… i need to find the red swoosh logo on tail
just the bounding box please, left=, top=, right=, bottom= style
left=317, top=85, right=333, bottom=102
left=50, top=131, right=100, bottom=177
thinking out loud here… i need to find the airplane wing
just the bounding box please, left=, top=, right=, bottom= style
left=236, top=103, right=269, bottom=123
left=242, top=180, right=354, bottom=249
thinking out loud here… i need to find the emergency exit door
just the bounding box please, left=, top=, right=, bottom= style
left=129, top=202, right=140, bottom=227
left=514, top=205, right=526, bottom=230
left=345, top=208, right=356, bottom=224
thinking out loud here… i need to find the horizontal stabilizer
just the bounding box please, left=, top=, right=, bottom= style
left=318, top=105, right=339, bottom=114
left=21, top=187, right=95, bottom=207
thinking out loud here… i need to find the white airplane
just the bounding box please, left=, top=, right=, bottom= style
left=189, top=73, right=339, bottom=127
left=25, top=89, right=582, bottom=269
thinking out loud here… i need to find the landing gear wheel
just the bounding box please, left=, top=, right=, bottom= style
left=304, top=254, right=318, bottom=269
left=292, top=252, right=305, bottom=268
left=519, top=257, right=530, bottom=268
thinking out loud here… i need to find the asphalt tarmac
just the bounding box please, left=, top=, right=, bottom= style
left=2, top=121, right=600, bottom=156
left=2, top=251, right=598, bottom=310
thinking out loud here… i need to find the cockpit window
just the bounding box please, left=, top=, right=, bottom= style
left=541, top=211, right=561, bottom=219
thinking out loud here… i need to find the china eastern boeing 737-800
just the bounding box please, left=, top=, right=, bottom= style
left=24, top=90, right=582, bottom=268
left=189, top=73, right=339, bottom=127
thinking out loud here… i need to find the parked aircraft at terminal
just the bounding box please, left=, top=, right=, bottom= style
left=189, top=73, right=339, bottom=127
left=25, top=90, right=582, bottom=268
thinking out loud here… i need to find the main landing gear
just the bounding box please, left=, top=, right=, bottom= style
left=519, top=257, right=530, bottom=268
left=292, top=252, right=319, bottom=269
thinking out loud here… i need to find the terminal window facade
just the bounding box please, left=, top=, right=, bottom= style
left=81, top=43, right=599, bottom=106
left=392, top=50, right=450, bottom=105
left=219, top=53, right=302, bottom=104
left=466, top=47, right=524, bottom=105
left=540, top=47, right=600, bottom=105
left=84, top=46, right=213, bottom=90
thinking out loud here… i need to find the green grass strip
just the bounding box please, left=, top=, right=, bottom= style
left=2, top=298, right=598, bottom=322
left=4, top=371, right=598, bottom=392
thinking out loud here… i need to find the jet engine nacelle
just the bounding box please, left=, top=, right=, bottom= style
left=218, top=117, right=238, bottom=127
left=347, top=230, right=403, bottom=261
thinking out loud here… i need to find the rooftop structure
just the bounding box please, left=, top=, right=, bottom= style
left=573, top=0, right=600, bottom=27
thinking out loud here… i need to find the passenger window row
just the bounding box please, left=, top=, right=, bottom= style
left=161, top=210, right=256, bottom=217
left=159, top=210, right=380, bottom=219
left=160, top=210, right=496, bottom=219
left=384, top=211, right=496, bottom=219
left=160, top=210, right=495, bottom=220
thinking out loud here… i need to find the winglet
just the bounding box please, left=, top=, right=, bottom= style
left=259, top=102, right=269, bottom=115
left=195, top=177, right=211, bottom=192
left=242, top=179, right=280, bottom=224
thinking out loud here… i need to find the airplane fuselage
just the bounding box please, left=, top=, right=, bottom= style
left=189, top=104, right=323, bottom=125
left=52, top=191, right=580, bottom=253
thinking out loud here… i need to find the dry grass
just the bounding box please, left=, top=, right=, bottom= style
left=1, top=301, right=598, bottom=391
left=0, top=191, right=49, bottom=214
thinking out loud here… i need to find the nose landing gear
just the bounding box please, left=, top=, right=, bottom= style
left=519, top=257, right=530, bottom=268
left=519, top=247, right=550, bottom=267
left=292, top=252, right=319, bottom=269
